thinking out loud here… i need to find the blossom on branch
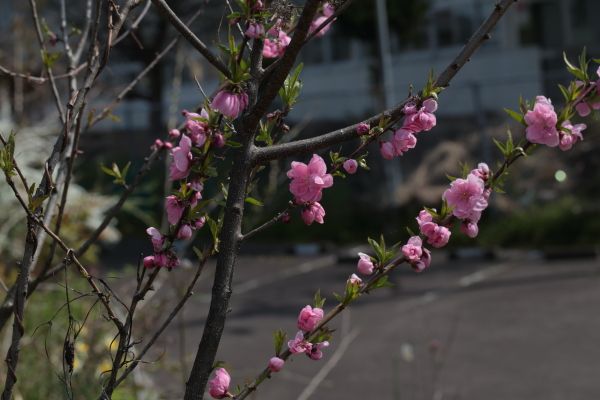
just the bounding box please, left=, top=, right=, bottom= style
left=208, top=368, right=231, bottom=399
left=263, top=25, right=291, bottom=59
left=301, top=202, right=326, bottom=225
left=297, top=305, right=324, bottom=332
left=211, top=90, right=248, bottom=119
left=287, top=154, right=333, bottom=203
left=524, top=96, right=559, bottom=147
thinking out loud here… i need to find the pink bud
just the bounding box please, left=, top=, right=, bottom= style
left=576, top=101, right=591, bottom=117
left=356, top=122, right=370, bottom=135
left=297, top=305, right=324, bottom=332
left=343, top=159, right=358, bottom=174
left=154, top=139, right=164, bottom=148
left=413, top=248, right=431, bottom=272
left=177, top=224, right=193, bottom=240
left=268, top=357, right=285, bottom=372
left=308, top=341, right=329, bottom=360
left=423, top=98, right=438, bottom=113
left=281, top=212, right=291, bottom=224
left=402, top=236, right=423, bottom=263
left=208, top=368, right=231, bottom=399
left=357, top=252, right=374, bottom=275
left=194, top=217, right=206, bottom=229
left=245, top=22, right=265, bottom=39
left=460, top=221, right=479, bottom=238
left=143, top=256, right=155, bottom=269
left=347, top=273, right=362, bottom=286
left=169, top=129, right=181, bottom=139
left=403, top=102, right=417, bottom=115
left=163, top=142, right=173, bottom=149
left=213, top=133, right=226, bottom=148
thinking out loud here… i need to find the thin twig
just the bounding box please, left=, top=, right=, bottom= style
left=113, top=250, right=211, bottom=388
left=28, top=0, right=66, bottom=122
left=88, top=7, right=205, bottom=128
left=150, top=0, right=232, bottom=78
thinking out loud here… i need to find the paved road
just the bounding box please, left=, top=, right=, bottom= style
left=139, top=254, right=600, bottom=400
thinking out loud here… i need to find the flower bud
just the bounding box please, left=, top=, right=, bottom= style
left=268, top=357, right=285, bottom=372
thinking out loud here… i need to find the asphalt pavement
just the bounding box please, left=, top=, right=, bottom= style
left=136, top=253, right=600, bottom=400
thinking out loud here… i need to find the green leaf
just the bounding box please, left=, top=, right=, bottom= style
left=226, top=140, right=242, bottom=148
left=206, top=216, right=221, bottom=252
left=313, top=290, right=326, bottom=309
left=493, top=138, right=508, bottom=157
left=273, top=329, right=286, bottom=356
left=244, top=197, right=263, bottom=207
left=367, top=237, right=382, bottom=262
left=192, top=246, right=204, bottom=260
left=0, top=132, right=16, bottom=176
left=504, top=108, right=524, bottom=124
left=42, top=51, right=60, bottom=68
left=370, top=275, right=393, bottom=290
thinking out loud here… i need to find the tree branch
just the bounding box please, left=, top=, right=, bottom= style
left=150, top=0, right=232, bottom=79
left=253, top=0, right=519, bottom=164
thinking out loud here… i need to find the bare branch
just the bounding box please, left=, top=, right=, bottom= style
left=28, top=0, right=66, bottom=122
left=150, top=0, right=232, bottom=79
left=88, top=7, right=205, bottom=128
left=113, top=251, right=211, bottom=389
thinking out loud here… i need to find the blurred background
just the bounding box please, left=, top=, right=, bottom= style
left=0, top=0, right=599, bottom=399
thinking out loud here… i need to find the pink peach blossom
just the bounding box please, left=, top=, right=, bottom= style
left=288, top=331, right=312, bottom=354
left=443, top=174, right=488, bottom=221
left=471, top=162, right=490, bottom=181
left=423, top=224, right=451, bottom=248
left=416, top=209, right=433, bottom=226
left=343, top=159, right=358, bottom=174
left=309, top=15, right=334, bottom=37
left=169, top=135, right=192, bottom=180
left=559, top=120, right=586, bottom=151
left=263, top=27, right=291, bottom=58
left=146, top=227, right=164, bottom=252
left=297, top=305, right=324, bottom=332
left=245, top=22, right=265, bottom=38
left=184, top=119, right=207, bottom=146
left=208, top=368, right=231, bottom=399
left=211, top=90, right=248, bottom=119
left=392, top=129, right=417, bottom=156
left=402, top=236, right=423, bottom=262
left=357, top=252, right=374, bottom=275
left=287, top=154, right=333, bottom=203
left=308, top=341, right=329, bottom=360
left=322, top=2, right=335, bottom=17
left=301, top=202, right=326, bottom=225
left=413, top=248, right=431, bottom=272
left=165, top=195, right=185, bottom=225
left=524, top=96, right=559, bottom=147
